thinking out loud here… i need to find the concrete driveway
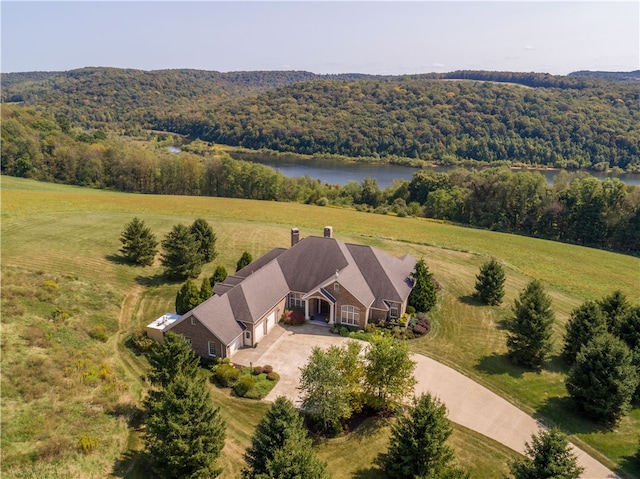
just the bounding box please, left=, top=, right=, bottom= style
left=231, top=323, right=617, bottom=479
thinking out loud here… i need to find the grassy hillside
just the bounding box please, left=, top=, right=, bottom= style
left=2, top=176, right=639, bottom=478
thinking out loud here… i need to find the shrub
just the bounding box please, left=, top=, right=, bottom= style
left=131, top=331, right=154, bottom=352
left=77, top=434, right=98, bottom=454
left=263, top=364, right=273, bottom=374
left=413, top=324, right=428, bottom=335
left=282, top=309, right=305, bottom=325
left=51, top=306, right=70, bottom=321
left=89, top=324, right=109, bottom=342
left=406, top=305, right=416, bottom=315
left=266, top=371, right=279, bottom=381
left=215, top=363, right=240, bottom=387
left=365, top=323, right=377, bottom=334
left=234, top=374, right=257, bottom=397
left=253, top=365, right=264, bottom=375
left=43, top=280, right=59, bottom=290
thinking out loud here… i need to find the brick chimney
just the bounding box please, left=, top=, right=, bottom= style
left=291, top=227, right=300, bottom=247
left=324, top=226, right=333, bottom=238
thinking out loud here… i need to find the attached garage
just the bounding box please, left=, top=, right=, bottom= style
left=229, top=334, right=243, bottom=355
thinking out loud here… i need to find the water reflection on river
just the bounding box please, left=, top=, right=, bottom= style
left=228, top=152, right=640, bottom=189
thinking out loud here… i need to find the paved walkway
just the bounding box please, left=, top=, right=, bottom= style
left=232, top=323, right=618, bottom=479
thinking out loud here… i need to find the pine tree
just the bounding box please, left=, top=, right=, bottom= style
left=210, top=265, right=228, bottom=288
left=119, top=217, right=158, bottom=266
left=145, top=374, right=226, bottom=479
left=145, top=332, right=226, bottom=478
left=190, top=218, right=218, bottom=263
left=408, top=258, right=437, bottom=313
left=243, top=397, right=327, bottom=479
left=161, top=224, right=204, bottom=279
left=236, top=251, right=253, bottom=272
left=474, top=258, right=506, bottom=306
left=175, top=279, right=203, bottom=315
left=561, top=301, right=608, bottom=364
left=597, top=290, right=630, bottom=336
left=619, top=306, right=640, bottom=401
left=509, top=428, right=583, bottom=479
left=506, top=280, right=555, bottom=369
left=200, top=277, right=213, bottom=302
left=565, top=334, right=638, bottom=424
left=383, top=393, right=468, bottom=479
left=147, top=332, right=200, bottom=388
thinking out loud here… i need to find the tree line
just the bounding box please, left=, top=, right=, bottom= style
left=4, top=104, right=639, bottom=254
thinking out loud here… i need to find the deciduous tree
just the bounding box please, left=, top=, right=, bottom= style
left=119, top=217, right=158, bottom=266
left=408, top=258, right=436, bottom=313
left=509, top=428, right=583, bottom=479
left=364, top=335, right=416, bottom=411
left=474, top=258, right=506, bottom=306
left=382, top=393, right=468, bottom=479
left=506, top=280, right=555, bottom=369
left=243, top=397, right=327, bottom=479
left=161, top=223, right=204, bottom=279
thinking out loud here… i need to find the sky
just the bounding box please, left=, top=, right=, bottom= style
left=1, top=1, right=638, bottom=75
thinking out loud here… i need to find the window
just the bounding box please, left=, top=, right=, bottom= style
left=334, top=282, right=340, bottom=292
left=389, top=304, right=399, bottom=319
left=191, top=317, right=196, bottom=326
left=208, top=341, right=216, bottom=357
left=341, top=305, right=360, bottom=326
left=289, top=292, right=304, bottom=309
left=245, top=331, right=251, bottom=339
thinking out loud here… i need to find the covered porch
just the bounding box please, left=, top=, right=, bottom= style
left=303, top=289, right=336, bottom=325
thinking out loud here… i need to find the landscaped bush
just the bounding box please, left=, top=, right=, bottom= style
left=130, top=330, right=154, bottom=352
left=282, top=309, right=305, bottom=325
left=252, top=365, right=264, bottom=375
left=263, top=364, right=273, bottom=374
left=214, top=363, right=240, bottom=387
left=77, top=434, right=98, bottom=454
left=234, top=374, right=257, bottom=397
left=266, top=371, right=279, bottom=381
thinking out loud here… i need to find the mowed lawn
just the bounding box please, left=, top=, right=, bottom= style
left=2, top=176, right=639, bottom=478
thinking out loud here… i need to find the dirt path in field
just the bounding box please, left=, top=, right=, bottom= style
left=235, top=323, right=619, bottom=479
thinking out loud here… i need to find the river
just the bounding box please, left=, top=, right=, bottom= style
left=226, top=152, right=640, bottom=188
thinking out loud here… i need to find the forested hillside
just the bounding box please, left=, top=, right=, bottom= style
left=2, top=104, right=638, bottom=253
left=3, top=68, right=639, bottom=170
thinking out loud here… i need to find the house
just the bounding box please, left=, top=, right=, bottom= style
left=150, top=227, right=416, bottom=360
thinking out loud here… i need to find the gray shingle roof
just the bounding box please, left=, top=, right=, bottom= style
left=168, top=233, right=415, bottom=346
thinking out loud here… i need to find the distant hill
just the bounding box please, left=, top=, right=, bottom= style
left=569, top=70, right=640, bottom=82
left=2, top=67, right=639, bottom=169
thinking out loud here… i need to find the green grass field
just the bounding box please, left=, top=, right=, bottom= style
left=2, top=176, right=639, bottom=478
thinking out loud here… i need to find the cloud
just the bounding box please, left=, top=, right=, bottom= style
left=432, top=62, right=445, bottom=68
left=524, top=45, right=535, bottom=51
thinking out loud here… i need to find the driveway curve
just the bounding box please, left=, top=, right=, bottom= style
left=232, top=323, right=618, bottom=479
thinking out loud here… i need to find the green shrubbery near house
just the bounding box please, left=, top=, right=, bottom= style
left=211, top=362, right=279, bottom=399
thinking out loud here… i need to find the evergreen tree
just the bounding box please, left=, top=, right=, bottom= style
left=210, top=265, right=228, bottom=288
left=506, top=280, right=555, bottom=369
left=474, top=258, right=506, bottom=306
left=119, top=217, right=158, bottom=266
left=408, top=258, right=437, bottom=313
left=561, top=301, right=608, bottom=364
left=161, top=224, right=204, bottom=279
left=383, top=393, right=468, bottom=479
left=144, top=332, right=226, bottom=478
left=598, top=290, right=631, bottom=336
left=236, top=251, right=253, bottom=272
left=175, top=279, right=203, bottom=315
left=145, top=374, right=226, bottom=479
left=190, top=218, right=218, bottom=263
left=299, top=346, right=353, bottom=434
left=509, top=428, right=583, bottom=479
left=147, top=332, right=200, bottom=388
left=619, top=306, right=640, bottom=401
left=243, top=396, right=328, bottom=479
left=565, top=334, right=638, bottom=424
left=364, top=335, right=416, bottom=411
left=200, top=277, right=213, bottom=302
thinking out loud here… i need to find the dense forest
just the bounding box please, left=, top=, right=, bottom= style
left=2, top=68, right=639, bottom=170
left=2, top=104, right=638, bottom=254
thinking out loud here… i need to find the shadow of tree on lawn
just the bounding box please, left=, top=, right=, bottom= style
left=475, top=352, right=525, bottom=379
left=105, top=253, right=133, bottom=265
left=534, top=396, right=610, bottom=436
left=458, top=294, right=484, bottom=307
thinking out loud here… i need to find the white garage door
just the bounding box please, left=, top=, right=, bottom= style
left=229, top=334, right=243, bottom=355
